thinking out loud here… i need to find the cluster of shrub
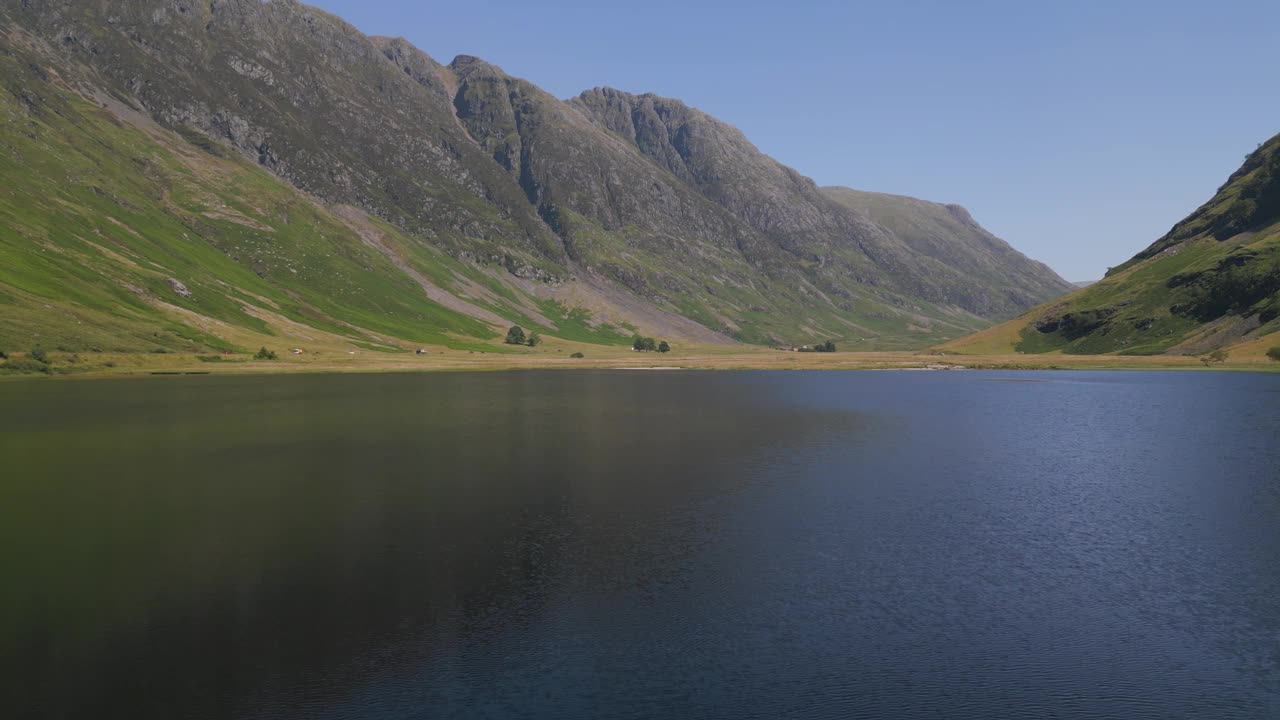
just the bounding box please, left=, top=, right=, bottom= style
left=504, top=326, right=542, bottom=347
left=798, top=340, right=838, bottom=353
left=0, top=347, right=52, bottom=374
left=632, top=336, right=670, bottom=353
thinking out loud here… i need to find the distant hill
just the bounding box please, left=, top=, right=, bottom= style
left=0, top=0, right=1069, bottom=354
left=944, top=132, right=1280, bottom=356
left=821, top=189, right=1073, bottom=312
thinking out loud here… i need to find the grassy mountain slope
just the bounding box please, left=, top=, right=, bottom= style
left=943, top=132, right=1280, bottom=356
left=0, top=46, right=629, bottom=355
left=4, top=0, right=564, bottom=269
left=821, top=188, right=1074, bottom=310
left=0, top=0, right=1070, bottom=356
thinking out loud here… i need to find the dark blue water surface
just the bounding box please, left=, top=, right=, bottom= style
left=2, top=370, right=1279, bottom=719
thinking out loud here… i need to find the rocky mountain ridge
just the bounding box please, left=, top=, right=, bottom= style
left=0, top=0, right=1070, bottom=354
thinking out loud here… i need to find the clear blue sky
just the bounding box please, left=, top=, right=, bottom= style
left=309, top=0, right=1279, bottom=281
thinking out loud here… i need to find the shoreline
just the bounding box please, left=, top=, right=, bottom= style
left=2, top=347, right=1277, bottom=381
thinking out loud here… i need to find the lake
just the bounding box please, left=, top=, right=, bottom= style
left=2, top=370, right=1279, bottom=719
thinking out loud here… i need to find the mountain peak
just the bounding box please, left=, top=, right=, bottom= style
left=371, top=36, right=441, bottom=68
left=944, top=203, right=977, bottom=226
left=581, top=86, right=665, bottom=101
left=449, top=54, right=505, bottom=77
left=576, top=86, right=694, bottom=115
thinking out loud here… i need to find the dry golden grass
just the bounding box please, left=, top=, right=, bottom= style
left=935, top=315, right=1029, bottom=355
left=1219, top=333, right=1280, bottom=362
left=10, top=338, right=1277, bottom=380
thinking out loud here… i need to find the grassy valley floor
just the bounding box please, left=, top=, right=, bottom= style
left=2, top=339, right=1278, bottom=379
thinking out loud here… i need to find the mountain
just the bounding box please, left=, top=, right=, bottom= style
left=820, top=188, right=1072, bottom=312
left=0, top=0, right=1068, bottom=355
left=944, top=133, right=1280, bottom=356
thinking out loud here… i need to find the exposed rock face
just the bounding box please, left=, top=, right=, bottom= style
left=0, top=0, right=1072, bottom=347
left=165, top=278, right=193, bottom=298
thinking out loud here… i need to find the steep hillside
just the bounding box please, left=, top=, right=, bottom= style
left=821, top=188, right=1074, bottom=310
left=944, top=133, right=1280, bottom=356
left=571, top=89, right=1069, bottom=321
left=0, top=47, right=639, bottom=355
left=0, top=0, right=1069, bottom=355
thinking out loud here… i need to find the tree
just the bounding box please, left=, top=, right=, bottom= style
left=0, top=350, right=7, bottom=360
left=820, top=340, right=837, bottom=353
left=633, top=335, right=657, bottom=351
left=29, top=346, right=48, bottom=364
left=1200, top=349, right=1228, bottom=366
left=570, top=352, right=585, bottom=358
left=527, top=331, right=542, bottom=347
left=1267, top=346, right=1280, bottom=362
left=254, top=346, right=278, bottom=360
left=505, top=325, right=527, bottom=345
left=658, top=340, right=671, bottom=353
